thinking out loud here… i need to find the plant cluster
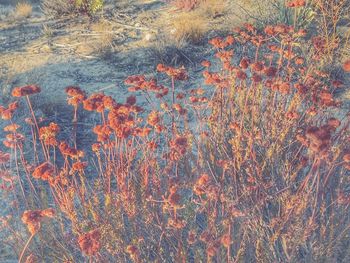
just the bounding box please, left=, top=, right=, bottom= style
left=1, top=17, right=350, bottom=263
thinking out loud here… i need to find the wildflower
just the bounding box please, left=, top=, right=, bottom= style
left=83, top=93, right=105, bottom=112
left=167, top=186, right=181, bottom=207
left=147, top=111, right=161, bottom=126
left=187, top=231, right=196, bottom=245
left=220, top=234, right=231, bottom=248
left=295, top=56, right=305, bottom=65
left=72, top=162, right=88, bottom=172
left=126, top=245, right=139, bottom=259
left=65, top=86, right=86, bottom=106
left=264, top=67, right=277, bottom=78
left=92, top=143, right=101, bottom=152
left=193, top=174, right=211, bottom=196
left=39, top=123, right=60, bottom=146
left=236, top=70, right=247, bottom=80
left=102, top=95, right=117, bottom=110
left=3, top=124, right=20, bottom=132
left=225, top=35, right=235, bottom=45
left=209, top=37, right=227, bottom=49
left=286, top=0, right=306, bottom=8
left=327, top=118, right=341, bottom=129
left=343, top=153, right=350, bottom=163
left=126, top=95, right=136, bottom=106
left=305, top=125, right=332, bottom=155
left=251, top=61, right=264, bottom=72
left=343, top=59, right=350, bottom=72
left=78, top=229, right=101, bottom=256
left=32, top=162, right=55, bottom=181
left=12, top=85, right=41, bottom=97
left=158, top=65, right=188, bottom=81
left=201, top=60, right=211, bottom=68
left=22, top=208, right=55, bottom=234
left=239, top=57, right=250, bottom=69
left=59, top=142, right=84, bottom=159
left=279, top=82, right=291, bottom=94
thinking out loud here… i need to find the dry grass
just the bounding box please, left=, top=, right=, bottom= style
left=198, top=0, right=228, bottom=18
left=89, top=20, right=116, bottom=53
left=171, top=11, right=208, bottom=44
left=14, top=2, right=32, bottom=19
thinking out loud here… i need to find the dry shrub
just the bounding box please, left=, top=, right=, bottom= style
left=198, top=0, right=228, bottom=18
left=89, top=20, right=115, bottom=53
left=171, top=12, right=208, bottom=44
left=14, top=2, right=32, bottom=19
left=41, top=0, right=75, bottom=16
left=170, top=0, right=200, bottom=11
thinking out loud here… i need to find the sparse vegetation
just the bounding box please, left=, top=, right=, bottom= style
left=171, top=11, right=208, bottom=44
left=14, top=2, right=32, bottom=19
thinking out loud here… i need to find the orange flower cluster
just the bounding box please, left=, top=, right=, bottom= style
left=286, top=0, right=306, bottom=8
left=39, top=122, right=60, bottom=146
left=305, top=119, right=340, bottom=156
left=193, top=174, right=211, bottom=196
left=125, top=75, right=156, bottom=91
left=203, top=71, right=229, bottom=88
left=3, top=133, right=25, bottom=149
left=126, top=245, right=139, bottom=260
left=65, top=86, right=86, bottom=106
left=3, top=123, right=20, bottom=132
left=12, top=85, right=41, bottom=97
left=32, top=162, right=55, bottom=181
left=343, top=153, right=350, bottom=170
left=108, top=104, right=141, bottom=138
left=167, top=186, right=181, bottom=207
left=168, top=135, right=188, bottom=161
left=157, top=64, right=188, bottom=81
left=22, top=208, right=55, bottom=234
left=93, top=125, right=113, bottom=142
left=209, top=36, right=235, bottom=49
left=344, top=59, right=350, bottom=72
left=72, top=161, right=88, bottom=172
left=78, top=229, right=101, bottom=256
left=83, top=93, right=106, bottom=112
left=59, top=142, right=84, bottom=159
left=0, top=101, right=18, bottom=120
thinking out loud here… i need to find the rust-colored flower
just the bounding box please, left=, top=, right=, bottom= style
left=167, top=186, right=181, bottom=207
left=83, top=93, right=105, bottom=112
left=201, top=60, right=211, bottom=68
left=32, top=162, right=55, bottom=180
left=39, top=122, right=60, bottom=146
left=239, top=57, right=250, bottom=69
left=65, top=86, right=86, bottom=106
left=59, top=142, right=84, bottom=159
left=343, top=153, right=350, bottom=163
left=12, top=85, right=41, bottom=97
left=286, top=0, right=306, bottom=8
left=3, top=123, right=20, bottom=132
left=343, top=59, right=350, bottom=72
left=22, top=208, right=55, bottom=235
left=72, top=161, right=88, bottom=172
left=126, top=245, right=139, bottom=259
left=147, top=111, right=161, bottom=127
left=78, top=229, right=101, bottom=256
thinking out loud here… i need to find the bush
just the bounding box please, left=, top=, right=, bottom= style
left=1, top=22, right=350, bottom=262
left=14, top=2, right=32, bottom=19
